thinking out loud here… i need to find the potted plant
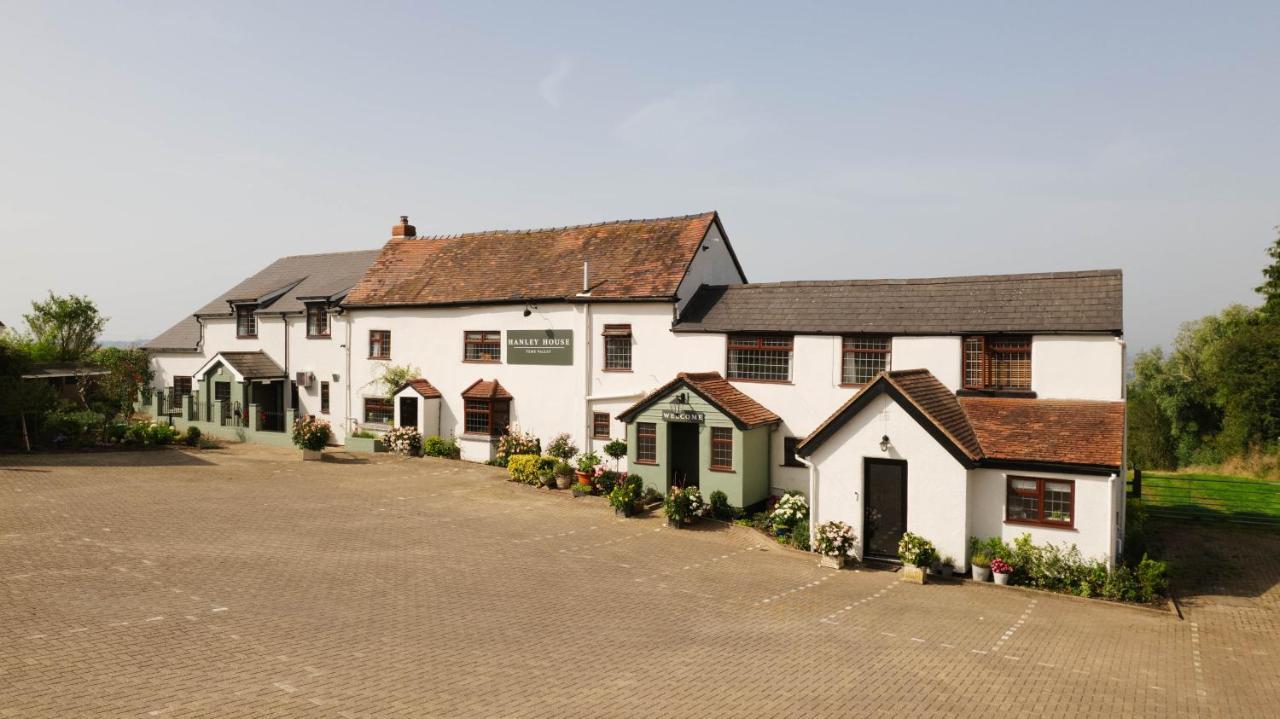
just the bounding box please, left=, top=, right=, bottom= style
left=991, top=557, right=1013, bottom=585
left=897, top=532, right=936, bottom=584
left=938, top=555, right=956, bottom=579
left=684, top=486, right=706, bottom=524
left=553, top=461, right=575, bottom=490
left=291, top=416, right=331, bottom=461
left=770, top=492, right=809, bottom=538
left=663, top=486, right=691, bottom=528
left=609, top=474, right=642, bottom=517
left=547, top=433, right=578, bottom=463
left=815, top=521, right=857, bottom=569
left=575, top=451, right=601, bottom=486
left=603, top=438, right=627, bottom=469
left=383, top=426, right=422, bottom=456
left=970, top=552, right=992, bottom=582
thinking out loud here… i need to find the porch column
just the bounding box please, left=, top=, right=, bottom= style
left=249, top=403, right=261, bottom=432
left=212, top=400, right=224, bottom=426
left=286, top=408, right=297, bottom=431
left=181, top=394, right=193, bottom=422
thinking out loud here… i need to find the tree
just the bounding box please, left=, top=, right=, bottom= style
left=23, top=292, right=106, bottom=362
left=0, top=338, right=56, bottom=450
left=1259, top=226, right=1280, bottom=318
left=93, top=347, right=154, bottom=422
left=376, top=363, right=420, bottom=400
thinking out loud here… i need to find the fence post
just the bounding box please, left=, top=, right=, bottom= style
left=182, top=394, right=193, bottom=422
left=1131, top=468, right=1142, bottom=499
left=212, top=400, right=224, bottom=427
left=286, top=408, right=296, bottom=433
left=249, top=403, right=261, bottom=433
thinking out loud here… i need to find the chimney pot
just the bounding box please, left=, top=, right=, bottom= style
left=391, top=215, right=416, bottom=239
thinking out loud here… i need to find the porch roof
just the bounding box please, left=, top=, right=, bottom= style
left=397, top=378, right=442, bottom=399
left=461, top=378, right=512, bottom=400
left=200, top=351, right=287, bottom=381
left=616, top=371, right=781, bottom=430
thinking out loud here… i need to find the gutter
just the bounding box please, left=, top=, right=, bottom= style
left=584, top=390, right=646, bottom=402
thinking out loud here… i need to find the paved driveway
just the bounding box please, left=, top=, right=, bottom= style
left=1, top=444, right=1275, bottom=717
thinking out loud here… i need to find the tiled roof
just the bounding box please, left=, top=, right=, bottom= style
left=461, top=379, right=512, bottom=400
left=398, top=378, right=442, bottom=399
left=617, top=371, right=781, bottom=430
left=798, top=369, right=1124, bottom=470
left=959, top=397, right=1125, bottom=468
left=144, top=249, right=380, bottom=351
left=218, top=351, right=286, bottom=380
left=675, top=269, right=1123, bottom=335
left=344, top=213, right=731, bottom=307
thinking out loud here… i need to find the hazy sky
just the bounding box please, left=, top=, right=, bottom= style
left=1, top=2, right=1277, bottom=352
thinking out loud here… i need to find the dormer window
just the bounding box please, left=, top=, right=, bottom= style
left=306, top=303, right=330, bottom=338
left=236, top=305, right=257, bottom=338
left=963, top=335, right=1031, bottom=390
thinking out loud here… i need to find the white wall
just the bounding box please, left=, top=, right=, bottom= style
left=808, top=391, right=971, bottom=563
left=1031, top=335, right=1123, bottom=401
left=968, top=468, right=1118, bottom=565
left=891, top=336, right=962, bottom=391
left=675, top=222, right=745, bottom=317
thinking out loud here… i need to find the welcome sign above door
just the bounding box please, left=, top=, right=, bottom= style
left=506, top=330, right=573, bottom=365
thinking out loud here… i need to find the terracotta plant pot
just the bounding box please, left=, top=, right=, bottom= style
left=576, top=471, right=592, bottom=486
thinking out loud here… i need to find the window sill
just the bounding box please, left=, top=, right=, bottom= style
left=236, top=335, right=258, bottom=340
left=838, top=383, right=870, bottom=389
left=602, top=367, right=633, bottom=373
left=958, top=388, right=1037, bottom=399
left=1004, top=519, right=1075, bottom=531
left=462, top=359, right=501, bottom=364
left=634, top=459, right=657, bottom=465
left=368, top=356, right=391, bottom=361
left=306, top=334, right=331, bottom=340
left=460, top=432, right=499, bottom=441
left=592, top=435, right=610, bottom=441
left=709, top=466, right=735, bottom=473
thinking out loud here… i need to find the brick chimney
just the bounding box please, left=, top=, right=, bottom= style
left=391, top=215, right=416, bottom=239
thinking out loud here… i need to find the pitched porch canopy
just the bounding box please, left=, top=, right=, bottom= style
left=796, top=369, right=1124, bottom=474
left=617, top=372, right=780, bottom=511
left=193, top=351, right=287, bottom=382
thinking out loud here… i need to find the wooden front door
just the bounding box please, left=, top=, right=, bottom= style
left=398, top=396, right=418, bottom=429
left=863, top=458, right=907, bottom=560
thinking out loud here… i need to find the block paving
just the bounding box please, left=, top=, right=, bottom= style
left=1, top=444, right=1277, bottom=717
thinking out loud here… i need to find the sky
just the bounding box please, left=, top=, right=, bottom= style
left=1, top=1, right=1277, bottom=353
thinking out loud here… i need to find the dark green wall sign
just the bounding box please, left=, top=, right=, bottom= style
left=506, top=329, right=574, bottom=365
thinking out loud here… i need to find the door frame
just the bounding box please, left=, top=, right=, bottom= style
left=862, top=457, right=908, bottom=561
left=398, top=395, right=419, bottom=430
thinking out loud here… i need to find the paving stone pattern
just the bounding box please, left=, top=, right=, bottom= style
left=1, top=445, right=1276, bottom=717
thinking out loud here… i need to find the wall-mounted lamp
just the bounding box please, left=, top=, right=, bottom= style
left=879, top=434, right=891, bottom=453
left=522, top=302, right=538, bottom=317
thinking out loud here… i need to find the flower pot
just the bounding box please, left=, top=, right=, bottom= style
left=555, top=474, right=574, bottom=490
left=901, top=563, right=927, bottom=584
left=667, top=517, right=682, bottom=528
left=576, top=471, right=592, bottom=486
left=993, top=571, right=1011, bottom=586
left=971, top=564, right=991, bottom=582
left=614, top=505, right=633, bottom=517
left=302, top=449, right=323, bottom=461
left=939, top=564, right=954, bottom=579
left=820, top=554, right=846, bottom=570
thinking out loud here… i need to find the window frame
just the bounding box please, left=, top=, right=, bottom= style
left=463, top=397, right=511, bottom=437
left=781, top=436, right=806, bottom=468
left=635, top=422, right=657, bottom=464
left=1004, top=475, right=1075, bottom=528
left=602, top=324, right=633, bottom=372
left=320, top=381, right=330, bottom=415
left=368, top=330, right=391, bottom=360
left=235, top=305, right=258, bottom=339
left=170, top=376, right=192, bottom=409
left=840, top=335, right=891, bottom=386
left=962, top=335, right=1032, bottom=391
left=726, top=334, right=794, bottom=383
left=592, top=412, right=611, bottom=440
left=709, top=426, right=734, bottom=472
left=463, top=331, right=502, bottom=363
left=306, top=303, right=331, bottom=339
left=363, top=396, right=393, bottom=425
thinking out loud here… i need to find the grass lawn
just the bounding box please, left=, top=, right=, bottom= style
left=1137, top=471, right=1280, bottom=523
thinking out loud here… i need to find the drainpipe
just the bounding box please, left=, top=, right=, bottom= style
left=581, top=261, right=593, bottom=448
left=344, top=310, right=353, bottom=438
left=796, top=454, right=818, bottom=550
left=1107, top=472, right=1119, bottom=572
left=1116, top=336, right=1128, bottom=564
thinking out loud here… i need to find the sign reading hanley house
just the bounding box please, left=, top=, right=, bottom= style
left=506, top=330, right=573, bottom=365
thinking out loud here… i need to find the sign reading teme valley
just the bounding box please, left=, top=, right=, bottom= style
left=506, top=330, right=574, bottom=366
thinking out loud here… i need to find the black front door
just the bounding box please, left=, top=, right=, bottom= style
left=667, top=422, right=700, bottom=489
left=863, top=458, right=907, bottom=560
left=398, top=396, right=418, bottom=429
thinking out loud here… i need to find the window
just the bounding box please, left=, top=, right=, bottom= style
left=464, top=397, right=510, bottom=436
left=710, top=427, right=733, bottom=471
left=841, top=336, right=890, bottom=385
left=603, top=324, right=632, bottom=371
left=781, top=436, right=806, bottom=467
left=306, top=304, right=330, bottom=338
left=593, top=412, right=611, bottom=439
left=963, top=335, right=1031, bottom=390
left=369, top=330, right=391, bottom=360
left=636, top=422, right=657, bottom=464
left=364, top=397, right=393, bottom=425
left=320, top=381, right=330, bottom=414
left=726, top=334, right=792, bottom=382
left=236, top=305, right=257, bottom=338
left=1006, top=476, right=1074, bottom=527
left=463, top=331, right=501, bottom=362
left=170, top=376, right=192, bottom=409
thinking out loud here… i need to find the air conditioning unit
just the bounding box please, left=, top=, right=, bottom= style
left=295, top=371, right=315, bottom=389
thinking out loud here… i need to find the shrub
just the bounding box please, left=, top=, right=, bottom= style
left=788, top=519, right=811, bottom=551
left=183, top=426, right=202, bottom=447
left=642, top=487, right=662, bottom=505
left=708, top=490, right=734, bottom=521
left=571, top=483, right=595, bottom=497
left=495, top=430, right=540, bottom=467
left=41, top=409, right=105, bottom=448
left=384, top=426, right=422, bottom=456
left=973, top=532, right=1169, bottom=603
left=990, top=557, right=1012, bottom=575
left=103, top=421, right=129, bottom=444
left=815, top=521, right=856, bottom=558
left=350, top=429, right=377, bottom=439
left=609, top=474, right=643, bottom=514
left=146, top=423, right=178, bottom=446
left=603, top=438, right=627, bottom=465
left=970, top=551, right=991, bottom=569
left=664, top=485, right=707, bottom=523
left=595, top=469, right=623, bottom=494
left=547, top=433, right=578, bottom=461
left=422, top=435, right=461, bottom=459
left=506, top=454, right=542, bottom=484
left=897, top=532, right=936, bottom=567
left=291, top=416, right=332, bottom=451
left=770, top=492, right=809, bottom=533
left=575, top=451, right=601, bottom=474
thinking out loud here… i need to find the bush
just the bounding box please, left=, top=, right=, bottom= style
left=495, top=430, right=540, bottom=467
left=595, top=469, right=623, bottom=494
left=103, top=421, right=129, bottom=444
left=507, top=454, right=543, bottom=485
left=897, top=532, right=936, bottom=567
left=384, top=426, right=422, bottom=456
left=575, top=451, right=601, bottom=474
left=291, top=416, right=332, bottom=451
left=664, top=485, right=707, bottom=523
left=183, top=426, right=202, bottom=447
left=350, top=429, right=377, bottom=439
left=642, top=487, right=662, bottom=505
left=609, top=474, right=643, bottom=514
left=788, top=520, right=811, bottom=550
left=571, top=483, right=595, bottom=497
left=708, top=490, right=734, bottom=521
left=770, top=492, right=808, bottom=533
left=146, top=423, right=179, bottom=446
left=973, top=532, right=1169, bottom=603
left=603, top=438, right=627, bottom=465
left=41, top=409, right=105, bottom=448
left=547, top=433, right=578, bottom=462
left=814, top=521, right=857, bottom=558
left=422, top=435, right=461, bottom=459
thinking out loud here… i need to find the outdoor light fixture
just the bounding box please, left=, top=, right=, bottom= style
left=522, top=302, right=538, bottom=317
left=880, top=434, right=891, bottom=453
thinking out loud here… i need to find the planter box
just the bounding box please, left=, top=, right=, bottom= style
left=345, top=436, right=386, bottom=454
left=301, top=449, right=323, bottom=461
left=820, top=554, right=847, bottom=570
left=901, top=563, right=927, bottom=584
